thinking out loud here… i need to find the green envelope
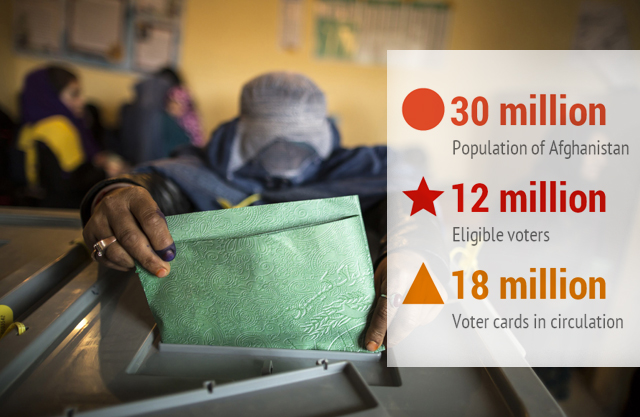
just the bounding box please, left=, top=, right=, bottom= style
left=136, top=196, right=380, bottom=353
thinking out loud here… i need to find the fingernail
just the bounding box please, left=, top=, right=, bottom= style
left=163, top=249, right=175, bottom=262
left=156, top=268, right=168, bottom=278
left=366, top=341, right=378, bottom=351
left=155, top=243, right=177, bottom=262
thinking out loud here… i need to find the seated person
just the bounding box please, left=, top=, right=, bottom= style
left=82, top=72, right=444, bottom=350
left=16, top=66, right=123, bottom=208
left=165, top=82, right=204, bottom=148
left=119, top=68, right=204, bottom=165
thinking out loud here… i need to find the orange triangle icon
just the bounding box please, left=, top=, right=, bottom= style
left=403, top=263, right=444, bottom=304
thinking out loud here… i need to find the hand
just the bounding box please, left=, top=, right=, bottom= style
left=166, top=98, right=186, bottom=118
left=83, top=186, right=176, bottom=276
left=102, top=158, right=128, bottom=178
left=93, top=152, right=128, bottom=178
left=364, top=252, right=447, bottom=351
left=364, top=256, right=387, bottom=351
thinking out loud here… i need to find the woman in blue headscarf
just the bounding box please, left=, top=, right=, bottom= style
left=80, top=72, right=447, bottom=351
left=17, top=65, right=124, bottom=207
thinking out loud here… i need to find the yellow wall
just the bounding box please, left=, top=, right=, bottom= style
left=0, top=0, right=15, bottom=111
left=1, top=0, right=639, bottom=147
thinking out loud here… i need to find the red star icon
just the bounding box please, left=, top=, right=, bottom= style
left=403, top=178, right=444, bottom=216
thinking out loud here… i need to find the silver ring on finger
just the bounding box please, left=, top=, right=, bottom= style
left=91, top=236, right=117, bottom=261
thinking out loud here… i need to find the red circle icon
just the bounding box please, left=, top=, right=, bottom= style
left=402, top=88, right=445, bottom=131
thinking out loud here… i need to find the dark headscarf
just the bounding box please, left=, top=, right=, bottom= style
left=21, top=67, right=100, bottom=159
left=135, top=72, right=386, bottom=211
left=120, top=75, right=173, bottom=164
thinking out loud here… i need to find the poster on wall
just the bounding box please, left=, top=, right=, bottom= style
left=135, top=0, right=182, bottom=18
left=12, top=0, right=184, bottom=73
left=279, top=0, right=304, bottom=51
left=315, top=0, right=450, bottom=65
left=67, top=0, right=126, bottom=63
left=13, top=0, right=65, bottom=53
left=133, top=21, right=177, bottom=71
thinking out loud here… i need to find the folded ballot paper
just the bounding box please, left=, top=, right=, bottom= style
left=136, top=196, right=380, bottom=353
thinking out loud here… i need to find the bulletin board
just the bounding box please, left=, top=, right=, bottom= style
left=13, top=0, right=185, bottom=73
left=315, top=0, right=450, bottom=65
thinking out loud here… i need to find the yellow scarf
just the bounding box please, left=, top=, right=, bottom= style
left=17, top=115, right=86, bottom=186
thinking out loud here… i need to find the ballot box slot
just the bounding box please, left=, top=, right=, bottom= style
left=125, top=324, right=401, bottom=387
left=158, top=341, right=383, bottom=361
left=70, top=361, right=390, bottom=417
